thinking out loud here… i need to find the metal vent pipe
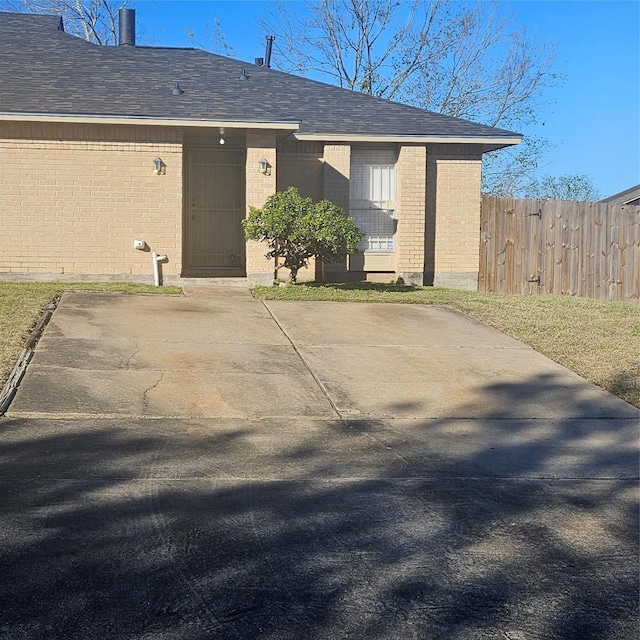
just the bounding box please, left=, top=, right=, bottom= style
left=264, top=35, right=274, bottom=68
left=119, top=8, right=135, bottom=46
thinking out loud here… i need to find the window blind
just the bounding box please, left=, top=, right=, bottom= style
left=349, top=149, right=396, bottom=252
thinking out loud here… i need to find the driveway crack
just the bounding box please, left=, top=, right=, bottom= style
left=124, top=345, right=140, bottom=369
left=142, top=371, right=164, bottom=413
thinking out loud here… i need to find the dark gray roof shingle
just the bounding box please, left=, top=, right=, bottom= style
left=599, top=184, right=640, bottom=206
left=0, top=12, right=520, bottom=141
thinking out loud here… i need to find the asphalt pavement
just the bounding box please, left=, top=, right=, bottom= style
left=0, top=287, right=638, bottom=640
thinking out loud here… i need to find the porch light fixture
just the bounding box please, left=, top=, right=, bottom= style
left=153, top=157, right=165, bottom=175
left=258, top=158, right=271, bottom=175
left=219, top=128, right=225, bottom=145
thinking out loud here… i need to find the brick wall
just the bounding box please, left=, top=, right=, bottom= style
left=322, top=144, right=351, bottom=277
left=0, top=122, right=485, bottom=289
left=277, top=140, right=324, bottom=201
left=426, top=144, right=483, bottom=290
left=323, top=144, right=351, bottom=211
left=0, top=121, right=183, bottom=280
left=245, top=130, right=277, bottom=284
left=395, top=145, right=427, bottom=285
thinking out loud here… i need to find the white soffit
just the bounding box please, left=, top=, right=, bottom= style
left=0, top=113, right=301, bottom=130
left=294, top=133, right=522, bottom=145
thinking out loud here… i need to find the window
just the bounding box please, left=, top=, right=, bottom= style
left=350, top=149, right=397, bottom=252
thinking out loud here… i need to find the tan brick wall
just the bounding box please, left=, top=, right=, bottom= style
left=395, top=145, right=427, bottom=283
left=427, top=144, right=483, bottom=289
left=0, top=122, right=484, bottom=289
left=323, top=144, right=351, bottom=211
left=0, top=121, right=183, bottom=279
left=322, top=144, right=351, bottom=277
left=277, top=140, right=323, bottom=201
left=245, top=130, right=277, bottom=282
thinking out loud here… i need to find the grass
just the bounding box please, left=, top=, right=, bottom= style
left=0, top=282, right=181, bottom=390
left=252, top=283, right=640, bottom=408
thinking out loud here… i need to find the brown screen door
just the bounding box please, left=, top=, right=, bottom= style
left=184, top=147, right=245, bottom=275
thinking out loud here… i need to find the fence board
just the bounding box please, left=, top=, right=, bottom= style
left=479, top=196, right=639, bottom=303
left=593, top=206, right=604, bottom=300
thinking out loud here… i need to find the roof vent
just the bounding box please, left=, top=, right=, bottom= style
left=255, top=36, right=275, bottom=68
left=171, top=83, right=185, bottom=96
left=119, top=8, right=135, bottom=46
left=239, top=69, right=249, bottom=81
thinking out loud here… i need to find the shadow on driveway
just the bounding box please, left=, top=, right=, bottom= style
left=0, top=378, right=638, bottom=639
left=0, top=292, right=637, bottom=639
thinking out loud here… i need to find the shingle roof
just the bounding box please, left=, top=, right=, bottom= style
left=0, top=12, right=520, bottom=145
left=599, top=185, right=640, bottom=206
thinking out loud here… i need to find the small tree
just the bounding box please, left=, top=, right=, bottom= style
left=242, top=187, right=363, bottom=283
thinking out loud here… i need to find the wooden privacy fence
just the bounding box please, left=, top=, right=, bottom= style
left=479, top=196, right=639, bottom=303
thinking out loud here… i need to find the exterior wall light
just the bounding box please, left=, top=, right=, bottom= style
left=258, top=158, right=271, bottom=175
left=153, top=157, right=166, bottom=175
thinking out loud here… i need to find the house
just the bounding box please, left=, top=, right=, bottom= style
left=0, top=9, right=521, bottom=288
left=599, top=185, right=640, bottom=207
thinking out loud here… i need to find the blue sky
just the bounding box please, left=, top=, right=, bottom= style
left=131, top=0, right=639, bottom=198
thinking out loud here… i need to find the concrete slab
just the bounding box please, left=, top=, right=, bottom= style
left=296, top=344, right=636, bottom=419
left=265, top=301, right=637, bottom=420
left=0, top=416, right=637, bottom=480
left=263, top=300, right=521, bottom=347
left=144, top=371, right=335, bottom=418
left=32, top=340, right=309, bottom=374
left=9, top=291, right=332, bottom=418
left=1, top=289, right=638, bottom=639
left=7, top=366, right=162, bottom=416
left=45, top=290, right=287, bottom=344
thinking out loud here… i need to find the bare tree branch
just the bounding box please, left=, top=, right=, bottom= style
left=524, top=173, right=601, bottom=201
left=1, top=0, right=125, bottom=44
left=262, top=0, right=564, bottom=196
left=181, top=18, right=235, bottom=57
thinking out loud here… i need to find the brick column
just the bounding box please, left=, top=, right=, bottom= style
left=428, top=144, right=483, bottom=290
left=395, top=145, right=427, bottom=286
left=322, top=144, right=351, bottom=279
left=245, top=130, right=277, bottom=285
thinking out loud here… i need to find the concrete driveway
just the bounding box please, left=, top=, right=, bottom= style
left=0, top=288, right=638, bottom=640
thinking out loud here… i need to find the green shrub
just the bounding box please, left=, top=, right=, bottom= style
left=242, top=187, right=363, bottom=283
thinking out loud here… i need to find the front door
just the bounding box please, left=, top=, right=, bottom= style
left=184, top=146, right=245, bottom=276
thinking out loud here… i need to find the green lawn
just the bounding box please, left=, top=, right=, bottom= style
left=0, top=282, right=181, bottom=390
left=252, top=283, right=640, bottom=408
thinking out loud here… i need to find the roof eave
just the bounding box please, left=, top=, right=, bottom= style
left=0, top=114, right=521, bottom=149
left=293, top=132, right=522, bottom=150
left=0, top=112, right=301, bottom=130
left=480, top=141, right=521, bottom=153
